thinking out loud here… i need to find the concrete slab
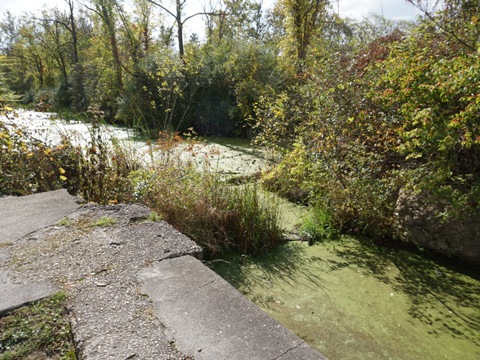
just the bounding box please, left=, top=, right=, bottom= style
left=0, top=281, right=58, bottom=316
left=0, top=189, right=80, bottom=315
left=0, top=189, right=81, bottom=243
left=138, top=255, right=326, bottom=360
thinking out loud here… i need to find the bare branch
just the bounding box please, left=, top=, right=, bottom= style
left=182, top=11, right=224, bottom=24
left=406, top=0, right=476, bottom=51
left=145, top=0, right=177, bottom=20
left=34, top=17, right=72, bottom=33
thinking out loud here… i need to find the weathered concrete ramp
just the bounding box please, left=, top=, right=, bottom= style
left=0, top=189, right=81, bottom=243
left=139, top=255, right=325, bottom=359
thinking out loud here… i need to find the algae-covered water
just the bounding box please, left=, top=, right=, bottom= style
left=212, top=239, right=480, bottom=359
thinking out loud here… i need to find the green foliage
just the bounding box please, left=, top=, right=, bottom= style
left=0, top=292, right=76, bottom=360
left=0, top=118, right=137, bottom=203
left=369, top=20, right=480, bottom=216
left=254, top=21, right=409, bottom=239
left=254, top=8, right=480, bottom=241
left=117, top=50, right=190, bottom=135
left=185, top=39, right=284, bottom=137
left=300, top=204, right=339, bottom=243
left=0, top=122, right=66, bottom=195
left=59, top=128, right=139, bottom=205
left=0, top=56, right=18, bottom=110
left=130, top=165, right=284, bottom=257
left=90, top=216, right=117, bottom=227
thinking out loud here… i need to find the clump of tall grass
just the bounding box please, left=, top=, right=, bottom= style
left=300, top=204, right=339, bottom=244
left=130, top=134, right=284, bottom=257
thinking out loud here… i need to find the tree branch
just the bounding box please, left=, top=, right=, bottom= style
left=145, top=0, right=177, bottom=20
left=182, top=11, right=224, bottom=24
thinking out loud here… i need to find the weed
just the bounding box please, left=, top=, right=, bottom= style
left=300, top=205, right=339, bottom=244
left=90, top=216, right=116, bottom=228
left=57, top=218, right=72, bottom=227
left=0, top=292, right=76, bottom=359
left=130, top=165, right=284, bottom=258
left=147, top=212, right=162, bottom=222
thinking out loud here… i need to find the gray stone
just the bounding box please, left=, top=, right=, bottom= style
left=395, top=190, right=480, bottom=265
left=0, top=281, right=58, bottom=316
left=0, top=189, right=81, bottom=315
left=138, top=255, right=326, bottom=360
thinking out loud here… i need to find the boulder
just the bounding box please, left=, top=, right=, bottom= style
left=395, top=190, right=480, bottom=265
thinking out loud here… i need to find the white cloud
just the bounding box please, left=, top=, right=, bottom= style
left=336, top=0, right=422, bottom=20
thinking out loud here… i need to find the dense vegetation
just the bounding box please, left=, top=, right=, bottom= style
left=1, top=0, right=479, bottom=249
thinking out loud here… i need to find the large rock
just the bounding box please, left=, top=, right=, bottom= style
left=395, top=190, right=480, bottom=265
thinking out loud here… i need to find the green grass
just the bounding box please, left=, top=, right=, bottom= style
left=300, top=205, right=339, bottom=244
left=0, top=292, right=76, bottom=360
left=90, top=216, right=117, bottom=228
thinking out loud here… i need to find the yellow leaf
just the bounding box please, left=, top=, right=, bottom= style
left=59, top=167, right=66, bottom=174
left=59, top=175, right=67, bottom=181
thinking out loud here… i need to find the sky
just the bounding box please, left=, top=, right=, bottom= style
left=0, top=0, right=423, bottom=37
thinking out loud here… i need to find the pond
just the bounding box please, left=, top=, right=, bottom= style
left=4, top=110, right=479, bottom=359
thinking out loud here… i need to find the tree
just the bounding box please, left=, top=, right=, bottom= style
left=86, top=0, right=123, bottom=91
left=206, top=0, right=266, bottom=43
left=146, top=0, right=221, bottom=58
left=281, top=0, right=328, bottom=71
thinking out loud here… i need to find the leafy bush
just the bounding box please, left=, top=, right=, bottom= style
left=0, top=122, right=65, bottom=195
left=369, top=21, right=480, bottom=218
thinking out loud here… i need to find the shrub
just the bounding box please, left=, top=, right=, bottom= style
left=0, top=122, right=65, bottom=195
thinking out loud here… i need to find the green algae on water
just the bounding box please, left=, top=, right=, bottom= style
left=213, top=238, right=480, bottom=360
